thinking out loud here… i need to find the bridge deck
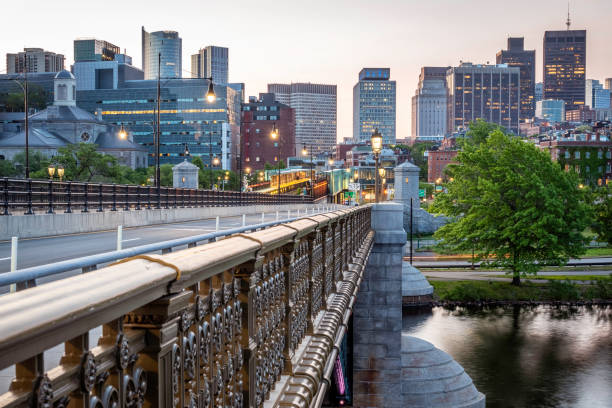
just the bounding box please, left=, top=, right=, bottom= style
left=0, top=206, right=373, bottom=408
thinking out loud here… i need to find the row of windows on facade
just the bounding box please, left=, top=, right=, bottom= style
left=242, top=105, right=279, bottom=111
left=564, top=164, right=612, bottom=174
left=563, top=150, right=612, bottom=159
left=245, top=156, right=279, bottom=162
left=245, top=141, right=279, bottom=148
left=100, top=98, right=227, bottom=104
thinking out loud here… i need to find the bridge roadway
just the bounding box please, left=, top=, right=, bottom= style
left=0, top=208, right=324, bottom=393
left=0, top=210, right=307, bottom=274
left=0, top=205, right=374, bottom=407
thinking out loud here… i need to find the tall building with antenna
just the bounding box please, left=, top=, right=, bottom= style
left=543, top=7, right=586, bottom=111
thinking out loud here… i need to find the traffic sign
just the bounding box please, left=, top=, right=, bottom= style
left=419, top=189, right=425, bottom=198
left=348, top=183, right=361, bottom=191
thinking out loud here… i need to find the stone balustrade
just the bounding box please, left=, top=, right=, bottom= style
left=0, top=205, right=373, bottom=408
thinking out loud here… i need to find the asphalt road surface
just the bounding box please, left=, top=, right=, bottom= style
left=0, top=210, right=312, bottom=273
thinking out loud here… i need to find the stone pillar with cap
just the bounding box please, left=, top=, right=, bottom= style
left=393, top=160, right=421, bottom=209
left=353, top=202, right=405, bottom=408
left=172, top=160, right=199, bottom=189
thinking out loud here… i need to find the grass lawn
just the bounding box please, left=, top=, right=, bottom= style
left=431, top=279, right=612, bottom=302
left=484, top=274, right=611, bottom=282
left=584, top=247, right=612, bottom=257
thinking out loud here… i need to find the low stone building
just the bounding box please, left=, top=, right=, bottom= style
left=0, top=70, right=147, bottom=169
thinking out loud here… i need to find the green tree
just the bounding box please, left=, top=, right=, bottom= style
left=0, top=160, right=17, bottom=177
left=160, top=164, right=173, bottom=186
left=41, top=143, right=121, bottom=182
left=0, top=84, right=48, bottom=112
left=191, top=156, right=205, bottom=171
left=431, top=130, right=591, bottom=285
left=463, top=119, right=503, bottom=146
left=264, top=160, right=286, bottom=171
left=592, top=185, right=612, bottom=244
left=12, top=150, right=48, bottom=176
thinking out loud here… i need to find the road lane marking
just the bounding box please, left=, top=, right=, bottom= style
left=122, top=238, right=141, bottom=243
left=0, top=257, right=11, bottom=261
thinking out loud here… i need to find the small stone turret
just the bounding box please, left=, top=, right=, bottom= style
left=172, top=160, right=199, bottom=189
left=393, top=161, right=448, bottom=235
left=53, top=70, right=76, bottom=107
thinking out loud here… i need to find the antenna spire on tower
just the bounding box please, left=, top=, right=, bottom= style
left=566, top=1, right=571, bottom=30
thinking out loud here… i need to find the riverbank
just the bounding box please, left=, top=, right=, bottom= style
left=430, top=279, right=612, bottom=304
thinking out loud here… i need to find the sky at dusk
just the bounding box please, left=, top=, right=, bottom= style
left=2, top=0, right=612, bottom=142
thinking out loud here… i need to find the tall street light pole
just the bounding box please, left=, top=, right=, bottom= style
left=153, top=53, right=215, bottom=194
left=156, top=53, right=161, bottom=208
left=302, top=144, right=314, bottom=200
left=271, top=122, right=280, bottom=202
left=2, top=65, right=30, bottom=178
left=371, top=128, right=383, bottom=203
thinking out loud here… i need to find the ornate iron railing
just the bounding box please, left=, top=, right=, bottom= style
left=0, top=178, right=313, bottom=216
left=0, top=205, right=373, bottom=408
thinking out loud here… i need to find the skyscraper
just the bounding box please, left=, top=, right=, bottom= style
left=605, top=78, right=612, bottom=90
left=191, top=46, right=228, bottom=85
left=496, top=37, right=536, bottom=120
left=141, top=27, right=182, bottom=80
left=353, top=68, right=396, bottom=144
left=268, top=83, right=337, bottom=153
left=74, top=39, right=120, bottom=62
left=543, top=26, right=586, bottom=110
left=411, top=67, right=448, bottom=137
left=446, top=63, right=521, bottom=134
left=585, top=79, right=611, bottom=110
left=6, top=48, right=64, bottom=73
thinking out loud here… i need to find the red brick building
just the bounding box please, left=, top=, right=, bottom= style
left=241, top=93, right=295, bottom=171
left=566, top=106, right=596, bottom=122
left=538, top=131, right=612, bottom=186
left=427, top=150, right=458, bottom=183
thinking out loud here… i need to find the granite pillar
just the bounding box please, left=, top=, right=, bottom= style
left=352, top=202, right=406, bottom=408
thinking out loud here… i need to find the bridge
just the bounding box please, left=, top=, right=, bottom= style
left=0, top=203, right=432, bottom=407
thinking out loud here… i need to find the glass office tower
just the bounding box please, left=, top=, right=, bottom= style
left=543, top=29, right=586, bottom=111
left=77, top=80, right=240, bottom=168
left=446, top=63, right=521, bottom=134
left=74, top=39, right=121, bottom=62
left=191, top=46, right=229, bottom=85
left=141, top=27, right=182, bottom=80
left=353, top=68, right=396, bottom=144
left=496, top=37, right=536, bottom=121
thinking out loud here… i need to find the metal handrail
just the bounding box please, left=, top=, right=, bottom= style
left=0, top=205, right=373, bottom=408
left=0, top=177, right=314, bottom=215
left=0, top=206, right=343, bottom=289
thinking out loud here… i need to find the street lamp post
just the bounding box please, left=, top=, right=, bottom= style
left=1, top=66, right=30, bottom=178
left=302, top=144, right=314, bottom=199
left=371, top=128, right=383, bottom=203
left=271, top=122, right=280, bottom=202
left=151, top=52, right=215, bottom=196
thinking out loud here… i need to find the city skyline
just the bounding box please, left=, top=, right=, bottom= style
left=1, top=0, right=611, bottom=142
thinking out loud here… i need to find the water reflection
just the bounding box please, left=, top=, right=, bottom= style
left=403, top=306, right=612, bottom=408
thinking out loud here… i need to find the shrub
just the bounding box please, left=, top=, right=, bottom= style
left=548, top=279, right=580, bottom=301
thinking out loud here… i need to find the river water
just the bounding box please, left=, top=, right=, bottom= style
left=402, top=306, right=611, bottom=408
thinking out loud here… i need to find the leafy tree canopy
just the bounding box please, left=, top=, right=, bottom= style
left=0, top=84, right=48, bottom=112
left=431, top=129, right=591, bottom=285
left=591, top=185, right=612, bottom=244
left=264, top=161, right=286, bottom=171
